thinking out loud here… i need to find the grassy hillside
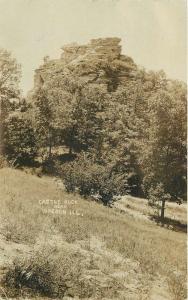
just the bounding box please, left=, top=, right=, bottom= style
left=0, top=168, right=187, bottom=300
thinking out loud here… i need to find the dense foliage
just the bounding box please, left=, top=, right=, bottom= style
left=0, top=48, right=186, bottom=218
left=3, top=114, right=37, bottom=165
left=62, top=152, right=130, bottom=205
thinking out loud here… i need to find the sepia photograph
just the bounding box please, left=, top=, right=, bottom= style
left=0, top=0, right=187, bottom=299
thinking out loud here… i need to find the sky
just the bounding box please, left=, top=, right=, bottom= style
left=0, top=0, right=187, bottom=95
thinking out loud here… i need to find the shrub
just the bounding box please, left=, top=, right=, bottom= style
left=61, top=153, right=129, bottom=205
left=0, top=155, right=8, bottom=168
left=3, top=245, right=84, bottom=298
left=167, top=270, right=187, bottom=300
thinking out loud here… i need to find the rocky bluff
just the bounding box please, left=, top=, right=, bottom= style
left=34, top=38, right=137, bottom=92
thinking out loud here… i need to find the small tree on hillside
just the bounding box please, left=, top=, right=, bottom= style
left=148, top=183, right=171, bottom=220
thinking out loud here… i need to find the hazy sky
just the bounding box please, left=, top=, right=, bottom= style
left=0, top=0, right=187, bottom=94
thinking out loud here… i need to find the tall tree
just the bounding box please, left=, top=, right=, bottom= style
left=138, top=80, right=187, bottom=219
left=0, top=49, right=21, bottom=156
left=32, top=87, right=59, bottom=160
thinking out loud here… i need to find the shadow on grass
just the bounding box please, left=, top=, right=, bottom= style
left=150, top=215, right=187, bottom=233
left=56, top=153, right=77, bottom=163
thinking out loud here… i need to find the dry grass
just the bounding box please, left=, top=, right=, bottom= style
left=0, top=167, right=187, bottom=299
left=167, top=271, right=187, bottom=300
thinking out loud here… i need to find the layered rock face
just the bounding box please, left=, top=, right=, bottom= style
left=34, top=38, right=137, bottom=92
left=61, top=37, right=122, bottom=62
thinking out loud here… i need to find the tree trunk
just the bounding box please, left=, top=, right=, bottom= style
left=49, top=143, right=52, bottom=158
left=160, top=199, right=165, bottom=221
left=48, top=129, right=52, bottom=159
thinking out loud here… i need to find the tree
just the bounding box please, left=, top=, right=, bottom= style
left=138, top=80, right=187, bottom=220
left=0, top=49, right=21, bottom=156
left=3, top=114, right=38, bottom=165
left=32, top=68, right=111, bottom=156
left=0, top=49, right=21, bottom=95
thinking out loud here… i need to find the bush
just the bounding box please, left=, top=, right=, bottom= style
left=0, top=155, right=8, bottom=168
left=3, top=246, right=84, bottom=298
left=167, top=270, right=187, bottom=300
left=61, top=153, right=129, bottom=205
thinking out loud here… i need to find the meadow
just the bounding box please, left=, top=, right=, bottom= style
left=0, top=167, right=187, bottom=300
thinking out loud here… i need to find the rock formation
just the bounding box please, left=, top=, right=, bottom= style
left=34, top=38, right=137, bottom=92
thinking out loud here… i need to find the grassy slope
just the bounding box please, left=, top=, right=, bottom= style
left=0, top=168, right=187, bottom=300
left=115, top=195, right=187, bottom=227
